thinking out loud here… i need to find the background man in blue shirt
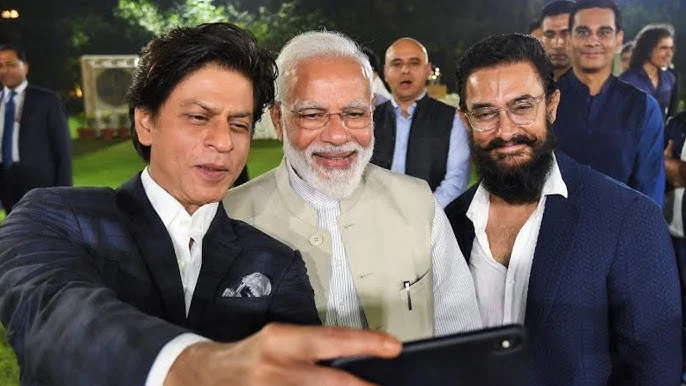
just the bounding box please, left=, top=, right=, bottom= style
left=554, top=0, right=665, bottom=206
left=371, top=37, right=471, bottom=208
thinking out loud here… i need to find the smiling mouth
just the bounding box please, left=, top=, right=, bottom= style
left=195, top=164, right=230, bottom=181
left=312, top=151, right=357, bottom=169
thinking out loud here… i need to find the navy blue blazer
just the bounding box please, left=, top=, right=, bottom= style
left=445, top=151, right=682, bottom=385
left=0, top=174, right=319, bottom=385
left=1, top=85, right=72, bottom=211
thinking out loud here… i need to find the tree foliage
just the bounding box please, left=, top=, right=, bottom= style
left=114, top=0, right=331, bottom=51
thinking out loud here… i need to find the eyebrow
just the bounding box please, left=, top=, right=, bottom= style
left=390, top=57, right=422, bottom=63
left=180, top=100, right=220, bottom=114
left=180, top=100, right=253, bottom=119
left=291, top=101, right=324, bottom=111
left=292, top=100, right=369, bottom=111
left=469, top=94, right=537, bottom=110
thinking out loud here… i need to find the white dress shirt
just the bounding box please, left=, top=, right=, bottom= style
left=668, top=143, right=686, bottom=237
left=0, top=80, right=28, bottom=163
left=141, top=167, right=217, bottom=386
left=287, top=161, right=482, bottom=335
left=467, top=156, right=568, bottom=328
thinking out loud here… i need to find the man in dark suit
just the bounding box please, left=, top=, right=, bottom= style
left=0, top=23, right=401, bottom=386
left=445, top=33, right=682, bottom=385
left=0, top=44, right=72, bottom=213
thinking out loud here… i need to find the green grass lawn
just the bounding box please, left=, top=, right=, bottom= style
left=0, top=137, right=284, bottom=385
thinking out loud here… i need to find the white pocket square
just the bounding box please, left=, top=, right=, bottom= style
left=222, top=272, right=272, bottom=298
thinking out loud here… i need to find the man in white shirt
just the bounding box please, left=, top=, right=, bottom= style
left=445, top=32, right=682, bottom=384
left=224, top=30, right=482, bottom=341
left=0, top=23, right=403, bottom=386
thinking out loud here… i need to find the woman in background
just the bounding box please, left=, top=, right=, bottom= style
left=620, top=24, right=676, bottom=120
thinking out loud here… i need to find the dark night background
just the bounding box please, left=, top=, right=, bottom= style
left=0, top=0, right=683, bottom=113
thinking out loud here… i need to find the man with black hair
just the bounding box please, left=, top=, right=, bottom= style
left=539, top=0, right=575, bottom=81
left=446, top=32, right=681, bottom=385
left=0, top=44, right=72, bottom=213
left=554, top=0, right=666, bottom=206
left=0, top=23, right=404, bottom=386
left=361, top=46, right=392, bottom=106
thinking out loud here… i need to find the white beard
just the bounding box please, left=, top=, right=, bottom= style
left=282, top=125, right=374, bottom=200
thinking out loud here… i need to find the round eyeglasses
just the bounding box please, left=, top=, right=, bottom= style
left=287, top=108, right=372, bottom=130
left=464, top=94, right=546, bottom=133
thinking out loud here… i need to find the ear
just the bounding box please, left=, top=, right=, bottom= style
left=425, top=61, right=433, bottom=78
left=134, top=107, right=154, bottom=146
left=615, top=30, right=624, bottom=53
left=270, top=102, right=284, bottom=141
left=546, top=89, right=561, bottom=124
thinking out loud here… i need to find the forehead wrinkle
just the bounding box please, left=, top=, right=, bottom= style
left=467, top=63, right=544, bottom=108
left=291, top=100, right=323, bottom=110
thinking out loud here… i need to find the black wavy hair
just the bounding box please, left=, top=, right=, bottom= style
left=456, top=33, right=556, bottom=112
left=541, top=0, right=576, bottom=20
left=126, top=22, right=277, bottom=162
left=629, top=24, right=674, bottom=69
left=361, top=46, right=382, bottom=74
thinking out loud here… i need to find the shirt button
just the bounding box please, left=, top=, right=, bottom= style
left=309, top=233, right=324, bottom=246
left=334, top=260, right=343, bottom=268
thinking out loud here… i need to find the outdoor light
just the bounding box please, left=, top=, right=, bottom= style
left=1, top=9, right=19, bottom=19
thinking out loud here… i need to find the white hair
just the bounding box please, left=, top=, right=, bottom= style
left=274, top=30, right=374, bottom=103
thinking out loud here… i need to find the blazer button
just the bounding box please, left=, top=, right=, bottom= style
left=309, top=233, right=324, bottom=246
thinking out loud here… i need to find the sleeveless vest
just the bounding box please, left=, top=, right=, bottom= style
left=371, top=95, right=455, bottom=191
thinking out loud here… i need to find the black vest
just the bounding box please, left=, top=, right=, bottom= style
left=371, top=95, right=456, bottom=191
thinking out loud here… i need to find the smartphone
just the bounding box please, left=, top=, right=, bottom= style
left=325, top=324, right=529, bottom=386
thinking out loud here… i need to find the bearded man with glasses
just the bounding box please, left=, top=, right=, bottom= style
left=224, top=30, right=482, bottom=341
left=445, top=32, right=681, bottom=385
left=553, top=0, right=665, bottom=206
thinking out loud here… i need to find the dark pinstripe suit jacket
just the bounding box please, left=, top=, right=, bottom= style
left=0, top=173, right=319, bottom=385
left=445, top=151, right=682, bottom=386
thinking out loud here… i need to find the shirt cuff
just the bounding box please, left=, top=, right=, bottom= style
left=145, top=333, right=210, bottom=386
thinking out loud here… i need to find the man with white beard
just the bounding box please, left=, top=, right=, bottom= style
left=224, top=30, right=482, bottom=341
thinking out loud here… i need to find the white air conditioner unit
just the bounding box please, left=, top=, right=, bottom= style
left=80, top=55, right=138, bottom=124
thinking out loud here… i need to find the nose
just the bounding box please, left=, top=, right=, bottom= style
left=495, top=110, right=520, bottom=140
left=206, top=122, right=234, bottom=153
left=320, top=113, right=351, bottom=145
left=553, top=35, right=564, bottom=48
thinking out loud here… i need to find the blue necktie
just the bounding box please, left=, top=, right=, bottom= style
left=2, top=90, right=16, bottom=168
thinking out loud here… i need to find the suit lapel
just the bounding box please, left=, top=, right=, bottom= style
left=525, top=152, right=582, bottom=327
left=116, top=174, right=187, bottom=326
left=187, top=203, right=241, bottom=319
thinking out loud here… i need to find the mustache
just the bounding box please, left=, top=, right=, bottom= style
left=479, top=135, right=537, bottom=152
left=305, top=142, right=364, bottom=157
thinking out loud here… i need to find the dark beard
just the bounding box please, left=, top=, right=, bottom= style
left=470, top=123, right=557, bottom=205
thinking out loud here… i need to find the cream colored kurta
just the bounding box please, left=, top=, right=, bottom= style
left=224, top=160, right=481, bottom=340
